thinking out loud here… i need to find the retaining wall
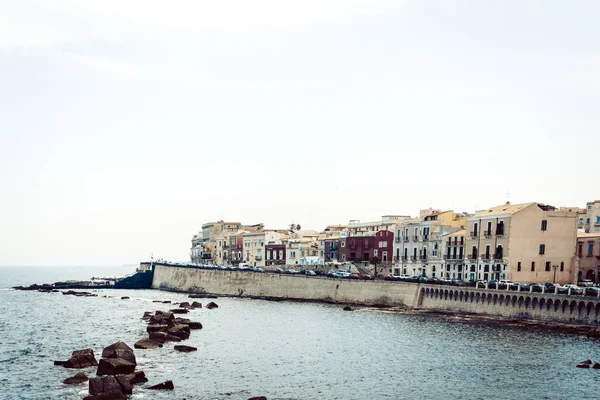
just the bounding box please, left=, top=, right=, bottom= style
left=152, top=264, right=419, bottom=307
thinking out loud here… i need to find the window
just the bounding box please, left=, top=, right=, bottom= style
left=578, top=244, right=583, bottom=256
left=374, top=249, right=378, bottom=257
left=472, top=246, right=477, bottom=258
left=588, top=205, right=592, bottom=210
left=517, top=262, right=522, bottom=272
left=560, top=261, right=564, bottom=271
left=541, top=220, right=547, bottom=231
left=539, top=244, right=545, bottom=255
left=486, top=221, right=492, bottom=234
left=579, top=218, right=584, bottom=223
left=588, top=243, right=594, bottom=256
left=341, top=241, right=345, bottom=247
left=597, top=216, right=600, bottom=223
left=587, top=218, right=591, bottom=224
left=545, top=261, right=551, bottom=271
left=531, top=262, right=535, bottom=271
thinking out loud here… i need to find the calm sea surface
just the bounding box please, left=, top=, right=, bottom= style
left=1, top=266, right=599, bottom=400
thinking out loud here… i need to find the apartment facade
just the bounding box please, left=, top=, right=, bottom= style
left=393, top=210, right=465, bottom=278
left=442, top=229, right=466, bottom=280
left=465, top=202, right=578, bottom=284
left=339, top=230, right=394, bottom=265
left=581, top=200, right=600, bottom=233
left=243, top=231, right=284, bottom=267
left=265, top=244, right=286, bottom=266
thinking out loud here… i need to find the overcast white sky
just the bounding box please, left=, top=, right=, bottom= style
left=1, top=0, right=599, bottom=266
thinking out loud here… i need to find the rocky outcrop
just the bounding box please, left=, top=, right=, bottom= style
left=134, top=338, right=163, bottom=349
left=179, top=302, right=191, bottom=308
left=147, top=324, right=168, bottom=333
left=191, top=301, right=202, bottom=308
left=206, top=301, right=218, bottom=309
left=96, top=358, right=136, bottom=376
left=62, top=349, right=99, bottom=369
left=174, top=345, right=197, bottom=352
left=148, top=380, right=174, bottom=390
left=167, top=324, right=191, bottom=340
left=149, top=332, right=168, bottom=343
left=63, top=372, right=89, bottom=384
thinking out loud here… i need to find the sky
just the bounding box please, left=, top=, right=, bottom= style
left=1, top=0, right=599, bottom=266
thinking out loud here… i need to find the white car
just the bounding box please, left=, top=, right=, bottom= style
left=562, top=284, right=583, bottom=294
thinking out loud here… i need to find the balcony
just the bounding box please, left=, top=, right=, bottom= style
left=420, top=255, right=428, bottom=261
left=412, top=236, right=419, bottom=242
left=410, top=256, right=418, bottom=261
left=470, top=231, right=478, bottom=238
left=495, top=229, right=504, bottom=237
left=395, top=237, right=402, bottom=243
left=422, top=235, right=429, bottom=242
left=401, top=256, right=408, bottom=261
left=493, top=254, right=503, bottom=260
left=481, top=254, right=491, bottom=261
left=403, top=237, right=409, bottom=242
left=469, top=254, right=478, bottom=261
left=484, top=231, right=492, bottom=238
left=255, top=255, right=263, bottom=261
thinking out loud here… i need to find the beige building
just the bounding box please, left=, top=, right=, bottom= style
left=465, top=202, right=578, bottom=284
left=442, top=229, right=466, bottom=280
left=243, top=230, right=287, bottom=267
left=285, top=239, right=320, bottom=267
left=190, top=221, right=263, bottom=264
left=576, top=232, right=600, bottom=282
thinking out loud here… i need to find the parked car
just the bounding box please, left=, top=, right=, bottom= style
left=284, top=269, right=299, bottom=274
left=544, top=282, right=557, bottom=292
left=529, top=283, right=544, bottom=292
left=387, top=274, right=402, bottom=280
left=334, top=271, right=351, bottom=278
left=584, top=287, right=600, bottom=297
left=578, top=280, right=594, bottom=288
left=562, top=284, right=583, bottom=295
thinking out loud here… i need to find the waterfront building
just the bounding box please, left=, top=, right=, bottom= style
left=191, top=221, right=264, bottom=264
left=339, top=230, right=394, bottom=269
left=285, top=239, right=320, bottom=267
left=347, top=215, right=411, bottom=237
left=442, top=229, right=466, bottom=280
left=243, top=230, right=286, bottom=267
left=581, top=200, right=600, bottom=233
left=465, top=202, right=578, bottom=284
left=576, top=232, right=600, bottom=282
left=393, top=210, right=466, bottom=278
left=265, top=243, right=286, bottom=267
left=228, top=233, right=245, bottom=265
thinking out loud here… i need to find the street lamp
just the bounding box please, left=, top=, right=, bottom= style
left=552, top=264, right=559, bottom=283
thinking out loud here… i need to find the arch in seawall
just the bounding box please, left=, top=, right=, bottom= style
left=470, top=292, right=475, bottom=303
left=578, top=301, right=586, bottom=317
left=518, top=296, right=524, bottom=309
left=511, top=295, right=517, bottom=307
left=493, top=294, right=498, bottom=305
left=586, top=301, right=594, bottom=317
left=485, top=293, right=492, bottom=305
left=569, top=300, right=577, bottom=314
left=475, top=292, right=481, bottom=304
left=562, top=299, right=569, bottom=313
left=553, top=298, right=560, bottom=312
left=531, top=297, right=538, bottom=310
left=539, top=298, right=545, bottom=311
left=434, top=288, right=439, bottom=299
left=595, top=303, right=600, bottom=317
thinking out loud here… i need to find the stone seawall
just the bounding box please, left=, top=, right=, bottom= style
left=152, top=265, right=420, bottom=307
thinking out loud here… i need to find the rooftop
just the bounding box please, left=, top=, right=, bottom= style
left=471, top=202, right=535, bottom=218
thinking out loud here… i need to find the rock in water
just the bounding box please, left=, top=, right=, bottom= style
left=63, top=372, right=89, bottom=384
left=96, top=358, right=136, bottom=376
left=88, top=375, right=132, bottom=396
left=170, top=308, right=189, bottom=314
left=148, top=380, right=174, bottom=390
left=101, top=341, right=136, bottom=366
left=64, top=349, right=99, bottom=368
left=134, top=338, right=163, bottom=349
left=593, top=363, right=600, bottom=369
left=576, top=362, right=591, bottom=369
left=174, top=345, right=197, bottom=352
left=191, top=301, right=202, bottom=308
left=149, top=331, right=168, bottom=343
left=187, top=321, right=203, bottom=330
left=206, top=302, right=218, bottom=309
left=343, top=306, right=353, bottom=311
left=179, top=302, right=191, bottom=308
left=121, top=297, right=129, bottom=300
left=167, top=324, right=191, bottom=340
left=147, top=324, right=168, bottom=333
left=248, top=397, right=268, bottom=400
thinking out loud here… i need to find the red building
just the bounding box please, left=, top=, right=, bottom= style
left=339, top=230, right=394, bottom=263
left=228, top=234, right=244, bottom=265
left=265, top=244, right=286, bottom=266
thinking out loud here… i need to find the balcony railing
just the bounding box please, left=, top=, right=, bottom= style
left=469, top=254, right=478, bottom=261
left=484, top=231, right=492, bottom=238
left=481, top=254, right=491, bottom=261
left=401, top=256, right=408, bottom=261
left=255, top=255, right=263, bottom=261
left=495, top=229, right=504, bottom=236
left=403, top=237, right=409, bottom=242
left=470, top=231, right=478, bottom=238
left=420, top=255, right=428, bottom=261
left=493, top=254, right=503, bottom=260
left=410, top=256, right=418, bottom=261
left=412, top=236, right=419, bottom=242
left=422, top=235, right=429, bottom=242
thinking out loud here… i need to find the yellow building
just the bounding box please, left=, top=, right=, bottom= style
left=465, top=202, right=578, bottom=284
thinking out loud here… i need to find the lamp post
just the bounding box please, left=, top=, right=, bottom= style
left=552, top=264, right=559, bottom=283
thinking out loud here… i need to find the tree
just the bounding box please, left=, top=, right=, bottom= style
left=288, top=223, right=301, bottom=235
left=371, top=256, right=380, bottom=279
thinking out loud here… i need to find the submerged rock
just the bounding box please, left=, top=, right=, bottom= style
left=343, top=306, right=353, bottom=311
left=174, top=345, right=197, bottom=352
left=120, top=297, right=129, bottom=300
left=126, top=370, right=148, bottom=385
left=63, top=372, right=89, bottom=384
left=191, top=301, right=202, bottom=308
left=170, top=308, right=189, bottom=314
left=134, top=338, right=163, bottom=349
left=248, top=397, right=267, bottom=400
left=148, top=380, right=174, bottom=390
left=576, top=362, right=591, bottom=369
left=206, top=302, right=218, bottom=309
